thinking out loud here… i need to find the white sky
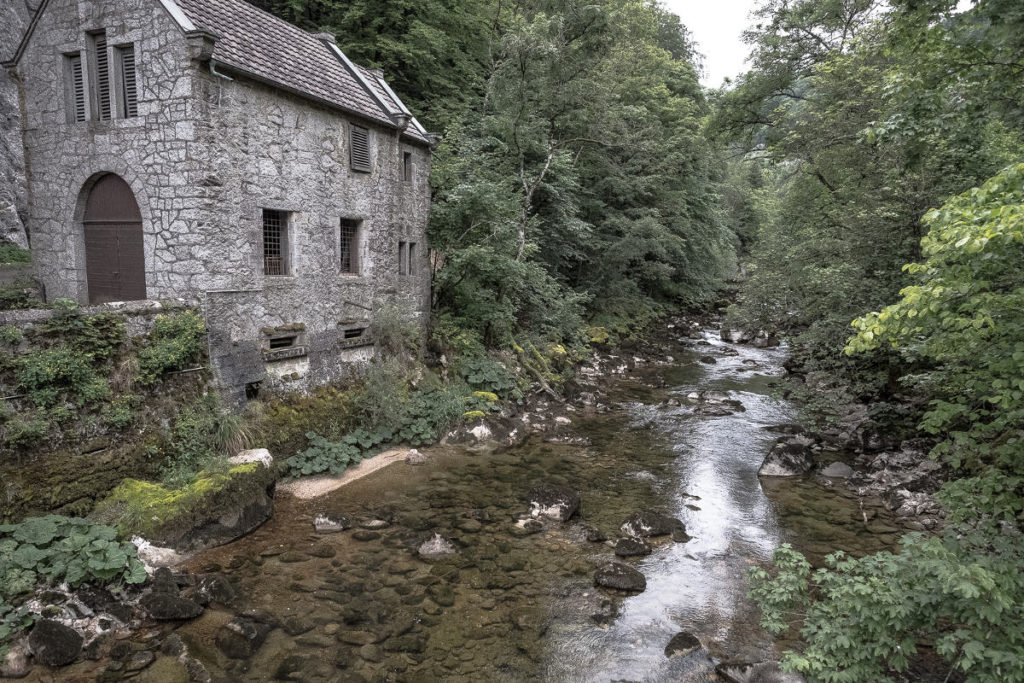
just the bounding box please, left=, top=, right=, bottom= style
left=662, top=0, right=761, bottom=88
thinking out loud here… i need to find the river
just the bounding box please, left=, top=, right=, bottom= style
left=174, top=326, right=899, bottom=681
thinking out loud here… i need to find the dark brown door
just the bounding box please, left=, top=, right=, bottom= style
left=82, top=174, right=146, bottom=304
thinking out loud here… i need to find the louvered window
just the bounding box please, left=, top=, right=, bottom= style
left=262, top=209, right=290, bottom=276
left=339, top=218, right=361, bottom=274
left=117, top=44, right=138, bottom=118
left=65, top=53, right=87, bottom=123
left=350, top=124, right=371, bottom=172
left=90, top=32, right=112, bottom=121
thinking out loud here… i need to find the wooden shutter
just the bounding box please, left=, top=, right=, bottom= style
left=119, top=45, right=138, bottom=118
left=350, top=124, right=371, bottom=172
left=93, top=34, right=112, bottom=121
left=67, top=54, right=86, bottom=122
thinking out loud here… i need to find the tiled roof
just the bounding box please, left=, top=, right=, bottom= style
left=172, top=0, right=430, bottom=143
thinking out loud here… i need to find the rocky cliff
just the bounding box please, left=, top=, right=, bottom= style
left=0, top=0, right=36, bottom=248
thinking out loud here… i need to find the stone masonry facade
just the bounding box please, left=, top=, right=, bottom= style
left=6, top=0, right=433, bottom=405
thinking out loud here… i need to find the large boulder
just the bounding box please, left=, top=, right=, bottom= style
left=0, top=642, right=31, bottom=678
left=758, top=438, right=815, bottom=477
left=93, top=455, right=278, bottom=552
left=664, top=632, right=702, bottom=658
left=594, top=562, right=646, bottom=593
left=28, top=620, right=83, bottom=667
left=620, top=510, right=686, bottom=539
left=527, top=482, right=580, bottom=521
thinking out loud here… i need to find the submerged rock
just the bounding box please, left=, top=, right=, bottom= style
left=313, top=514, right=351, bottom=533
left=140, top=593, right=204, bottom=620
left=620, top=510, right=686, bottom=539
left=614, top=537, right=652, bottom=557
left=664, top=632, right=701, bottom=658
left=758, top=438, right=815, bottom=477
left=28, top=620, right=83, bottom=667
left=418, top=533, right=457, bottom=558
left=594, top=562, right=647, bottom=593
left=1, top=642, right=31, bottom=678
left=820, top=462, right=854, bottom=478
left=716, top=661, right=804, bottom=683
left=215, top=616, right=273, bottom=659
left=405, top=448, right=429, bottom=465
left=527, top=482, right=581, bottom=521
left=192, top=573, right=237, bottom=606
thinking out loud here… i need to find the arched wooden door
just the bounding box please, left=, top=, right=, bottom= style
left=82, top=174, right=146, bottom=304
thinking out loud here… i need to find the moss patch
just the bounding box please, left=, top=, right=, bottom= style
left=93, top=461, right=278, bottom=546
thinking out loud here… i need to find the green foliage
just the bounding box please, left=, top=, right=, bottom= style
left=354, top=357, right=412, bottom=431
left=44, top=299, right=125, bottom=361
left=16, top=345, right=109, bottom=408
left=0, top=243, right=30, bottom=265
left=751, top=537, right=1024, bottom=682
left=136, top=311, right=206, bottom=385
left=848, top=164, right=1024, bottom=476
left=286, top=430, right=374, bottom=476
left=457, top=354, right=523, bottom=401
left=0, top=283, right=44, bottom=311
left=0, top=327, right=22, bottom=346
left=0, top=515, right=145, bottom=642
left=102, top=394, right=140, bottom=430
left=158, top=394, right=248, bottom=487
left=2, top=414, right=49, bottom=449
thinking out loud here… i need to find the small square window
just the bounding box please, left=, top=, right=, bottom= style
left=262, top=209, right=290, bottom=276
left=402, top=151, right=413, bottom=182
left=340, top=218, right=361, bottom=274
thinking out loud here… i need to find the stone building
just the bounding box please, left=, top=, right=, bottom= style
left=3, top=0, right=435, bottom=404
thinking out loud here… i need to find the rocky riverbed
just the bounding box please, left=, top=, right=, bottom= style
left=8, top=316, right=946, bottom=681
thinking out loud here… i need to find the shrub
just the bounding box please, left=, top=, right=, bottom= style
left=137, top=311, right=206, bottom=385
left=2, top=414, right=49, bottom=449
left=159, top=394, right=243, bottom=487
left=286, top=431, right=375, bottom=476
left=0, top=327, right=22, bottom=347
left=16, top=345, right=107, bottom=408
left=0, top=243, right=30, bottom=265
left=44, top=299, right=125, bottom=361
left=354, top=357, right=411, bottom=430
left=102, top=394, right=140, bottom=430
left=373, top=303, right=422, bottom=362
left=458, top=354, right=523, bottom=400
left=0, top=283, right=44, bottom=311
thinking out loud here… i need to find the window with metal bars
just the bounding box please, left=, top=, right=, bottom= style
left=90, top=32, right=112, bottom=121
left=350, top=124, right=371, bottom=172
left=262, top=209, right=289, bottom=276
left=65, top=53, right=87, bottom=123
left=339, top=218, right=361, bottom=274
left=117, top=44, right=138, bottom=118
left=402, top=151, right=413, bottom=182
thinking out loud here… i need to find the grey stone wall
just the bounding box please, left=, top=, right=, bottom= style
left=0, top=0, right=37, bottom=249
left=12, top=0, right=432, bottom=404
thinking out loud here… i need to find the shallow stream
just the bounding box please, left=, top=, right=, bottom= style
left=174, top=329, right=900, bottom=681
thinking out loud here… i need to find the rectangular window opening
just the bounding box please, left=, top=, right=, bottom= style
left=90, top=31, right=112, bottom=121
left=262, top=209, right=290, bottom=276
left=407, top=242, right=417, bottom=276
left=65, top=53, right=87, bottom=123
left=269, top=335, right=297, bottom=350
left=398, top=241, right=408, bottom=276
left=343, top=327, right=366, bottom=340
left=350, top=123, right=372, bottom=172
left=117, top=44, right=138, bottom=118
left=402, top=151, right=413, bottom=182
left=339, top=218, right=361, bottom=274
